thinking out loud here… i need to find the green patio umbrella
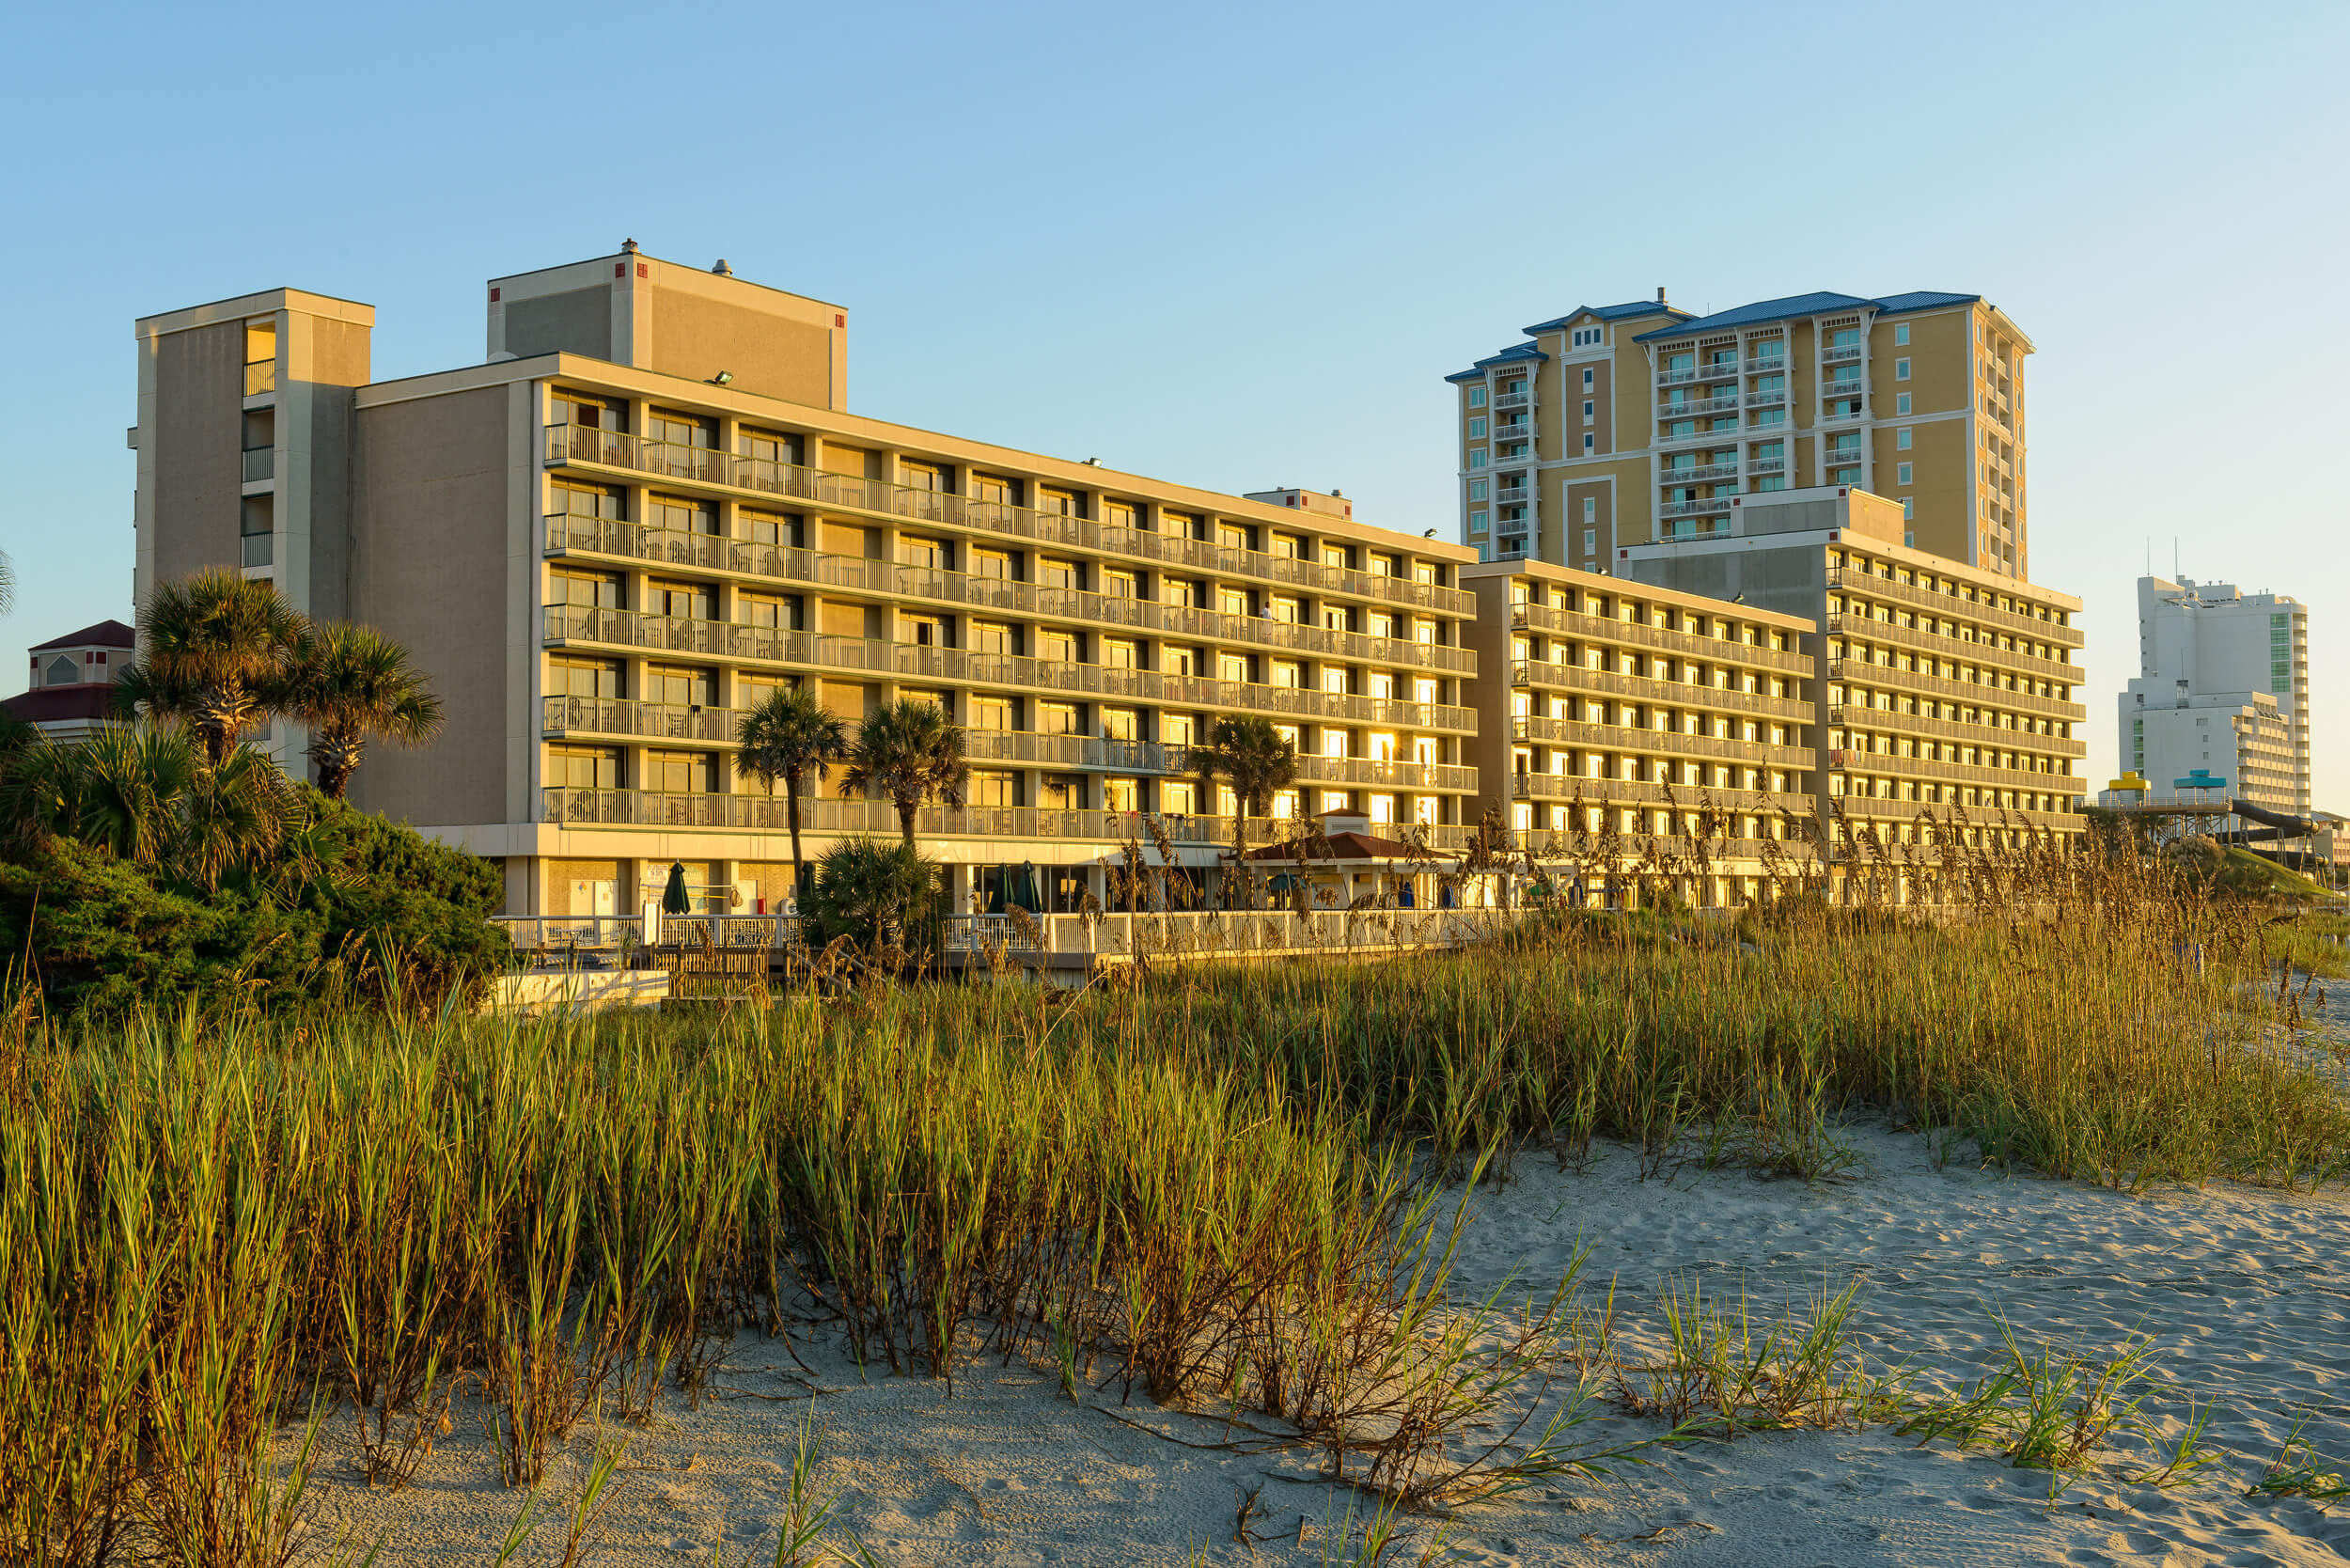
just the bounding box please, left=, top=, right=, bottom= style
left=662, top=861, right=691, bottom=916
left=1009, top=860, right=1042, bottom=913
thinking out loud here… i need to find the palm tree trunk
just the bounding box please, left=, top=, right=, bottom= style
left=784, top=776, right=804, bottom=909
left=897, top=793, right=917, bottom=852
left=1231, top=806, right=1250, bottom=909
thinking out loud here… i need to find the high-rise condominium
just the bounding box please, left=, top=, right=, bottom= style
left=1447, top=290, right=2032, bottom=580
left=132, top=249, right=1481, bottom=919
left=2122, top=576, right=2311, bottom=813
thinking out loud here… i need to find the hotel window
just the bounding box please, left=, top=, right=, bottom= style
left=899, top=535, right=947, bottom=570
left=1894, top=358, right=1912, bottom=381
left=968, top=547, right=1012, bottom=580
left=971, top=474, right=1016, bottom=507
left=553, top=481, right=623, bottom=521
left=1271, top=660, right=1303, bottom=689
left=970, top=620, right=1013, bottom=655
left=648, top=579, right=715, bottom=620
left=901, top=613, right=943, bottom=648
left=1104, top=500, right=1138, bottom=528
left=1894, top=324, right=1910, bottom=346
left=970, top=695, right=1013, bottom=730
left=1103, top=637, right=1138, bottom=669
left=970, top=771, right=1017, bottom=808
left=738, top=427, right=802, bottom=469
left=1217, top=522, right=1252, bottom=552
left=738, top=591, right=799, bottom=630
left=1164, top=510, right=1202, bottom=541
left=740, top=508, right=800, bottom=548
left=1038, top=488, right=1079, bottom=517
left=1163, top=577, right=1199, bottom=608
left=552, top=568, right=621, bottom=608
left=644, top=750, right=719, bottom=794
left=1270, top=534, right=1303, bottom=560
left=1897, top=427, right=1914, bottom=451
left=1218, top=587, right=1250, bottom=618
left=648, top=494, right=717, bottom=535
left=1038, top=701, right=1080, bottom=736
left=1102, top=568, right=1137, bottom=598
left=644, top=665, right=717, bottom=709
left=549, top=745, right=622, bottom=791
left=1219, top=652, right=1250, bottom=683
left=1160, top=779, right=1198, bottom=814
left=1468, top=417, right=1487, bottom=438
left=1467, top=479, right=1487, bottom=501
left=1469, top=510, right=1487, bottom=534
left=1896, top=394, right=1912, bottom=416
left=900, top=462, right=944, bottom=493
left=1903, top=498, right=1916, bottom=522
left=1323, top=667, right=1348, bottom=696
left=1269, top=595, right=1302, bottom=623
left=1468, top=386, right=1486, bottom=409
left=1467, top=449, right=1488, bottom=469
left=1582, top=400, right=1595, bottom=423
left=1103, top=776, right=1139, bottom=813
left=552, top=388, right=619, bottom=431
left=1037, top=629, right=1079, bottom=664
left=1166, top=646, right=1199, bottom=676
left=1583, top=433, right=1595, bottom=453
left=549, top=657, right=621, bottom=699
left=1582, top=368, right=1594, bottom=389
left=1897, top=463, right=1914, bottom=485
left=647, top=410, right=717, bottom=451
left=1582, top=527, right=1597, bottom=556
left=1040, top=557, right=1080, bottom=591
left=240, top=494, right=273, bottom=567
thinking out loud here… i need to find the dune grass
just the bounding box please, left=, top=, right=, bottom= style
left=5, top=854, right=2347, bottom=1563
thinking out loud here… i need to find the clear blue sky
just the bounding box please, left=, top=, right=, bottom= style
left=4, top=0, right=2343, bottom=805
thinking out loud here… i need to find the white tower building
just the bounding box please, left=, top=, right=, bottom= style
left=2121, top=576, right=2311, bottom=812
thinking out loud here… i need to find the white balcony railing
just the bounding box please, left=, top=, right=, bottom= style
left=1660, top=463, right=1738, bottom=484
left=1744, top=355, right=1787, bottom=375
left=1694, top=360, right=1742, bottom=382
left=1659, top=496, right=1735, bottom=518
left=1658, top=394, right=1740, bottom=419
left=1494, top=485, right=1529, bottom=505
left=1744, top=389, right=1787, bottom=408
left=1493, top=390, right=1532, bottom=412
left=1655, top=366, right=1700, bottom=387
left=1821, top=344, right=1864, bottom=366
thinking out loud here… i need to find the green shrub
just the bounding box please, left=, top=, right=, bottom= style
left=807, top=837, right=939, bottom=957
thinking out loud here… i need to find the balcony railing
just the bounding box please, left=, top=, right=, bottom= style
left=1825, top=704, right=2084, bottom=759
left=1825, top=569, right=2084, bottom=649
left=1825, top=660, right=2085, bottom=723
left=542, top=696, right=739, bottom=744
left=1744, top=389, right=1786, bottom=408
left=241, top=447, right=274, bottom=483
left=1492, top=390, right=1531, bottom=412
left=1747, top=457, right=1785, bottom=476
left=1744, top=355, right=1787, bottom=375
left=1660, top=463, right=1737, bottom=484
left=1822, top=448, right=1864, bottom=470
left=1821, top=344, right=1864, bottom=366
left=1694, top=361, right=1742, bottom=382
left=1512, top=713, right=1816, bottom=770
left=1491, top=421, right=1532, bottom=442
left=545, top=425, right=1476, bottom=616
left=1655, top=366, right=1700, bottom=387
left=541, top=787, right=1235, bottom=844
left=1825, top=747, right=2079, bottom=792
left=1510, top=604, right=1814, bottom=680
left=542, top=512, right=1476, bottom=673
left=1493, top=486, right=1529, bottom=506
left=1825, top=612, right=2077, bottom=685
left=1655, top=426, right=1737, bottom=451
left=543, top=606, right=1479, bottom=733
left=1511, top=660, right=1811, bottom=722
left=1821, top=378, right=1864, bottom=400
left=1659, top=497, right=1733, bottom=518
left=243, top=361, right=276, bottom=397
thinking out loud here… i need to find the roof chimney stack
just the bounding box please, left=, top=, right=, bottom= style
left=1656, top=286, right=1668, bottom=306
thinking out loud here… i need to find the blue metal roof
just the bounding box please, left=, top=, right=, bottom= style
left=1524, top=299, right=1690, bottom=335
left=1443, top=341, right=1549, bottom=383
left=1633, top=290, right=1982, bottom=342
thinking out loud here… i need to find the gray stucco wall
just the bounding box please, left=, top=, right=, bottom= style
left=502, top=288, right=611, bottom=362
left=150, top=321, right=245, bottom=585
left=345, top=385, right=513, bottom=828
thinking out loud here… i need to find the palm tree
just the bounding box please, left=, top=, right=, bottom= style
left=280, top=623, right=445, bottom=799
left=2, top=722, right=289, bottom=889
left=115, top=570, right=306, bottom=765
left=840, top=698, right=969, bottom=851
left=734, top=685, right=848, bottom=903
left=1186, top=715, right=1299, bottom=908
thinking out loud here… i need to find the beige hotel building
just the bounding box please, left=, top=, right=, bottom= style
left=1448, top=290, right=2033, bottom=581
left=131, top=248, right=1480, bottom=918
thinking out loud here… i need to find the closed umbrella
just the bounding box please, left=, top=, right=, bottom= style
left=1010, top=860, right=1042, bottom=913
left=662, top=861, right=691, bottom=916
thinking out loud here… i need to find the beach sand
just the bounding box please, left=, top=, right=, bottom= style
left=308, top=1007, right=2350, bottom=1566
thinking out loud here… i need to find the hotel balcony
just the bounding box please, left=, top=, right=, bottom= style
left=542, top=696, right=738, bottom=744
left=1825, top=569, right=2084, bottom=649
left=1822, top=449, right=1864, bottom=472
left=1492, top=390, right=1532, bottom=412
left=1655, top=366, right=1700, bottom=387
left=1743, top=355, right=1788, bottom=375
left=545, top=425, right=1476, bottom=617
left=1825, top=613, right=2078, bottom=687
left=1655, top=426, right=1738, bottom=451
left=1659, top=394, right=1741, bottom=419
left=1511, top=660, right=1812, bottom=723
left=1512, top=603, right=1811, bottom=674
left=1658, top=496, right=1734, bottom=519
left=1491, top=421, right=1533, bottom=443
left=1744, top=389, right=1786, bottom=409
left=1825, top=749, right=2083, bottom=795
left=1825, top=659, right=2085, bottom=724
left=1493, top=485, right=1529, bottom=506
left=1693, top=361, right=1742, bottom=384
left=1832, top=796, right=2081, bottom=835
left=1747, top=457, right=1785, bottom=476
left=542, top=606, right=1480, bottom=733
left=241, top=447, right=274, bottom=483
left=1512, top=713, right=1816, bottom=771
left=1826, top=704, right=2086, bottom=760
left=543, top=512, right=1475, bottom=673
left=1660, top=463, right=1738, bottom=485
left=1821, top=344, right=1864, bottom=367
